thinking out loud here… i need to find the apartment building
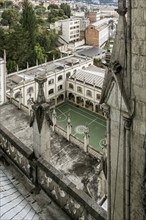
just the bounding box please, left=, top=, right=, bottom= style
left=85, top=18, right=109, bottom=47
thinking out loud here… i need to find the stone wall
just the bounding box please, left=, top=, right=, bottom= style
left=130, top=1, right=146, bottom=219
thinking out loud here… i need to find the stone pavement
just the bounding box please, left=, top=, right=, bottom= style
left=0, top=161, right=71, bottom=220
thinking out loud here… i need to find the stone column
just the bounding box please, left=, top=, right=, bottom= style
left=30, top=76, right=53, bottom=162
left=18, top=89, right=23, bottom=109
left=9, top=86, right=13, bottom=103
left=123, top=115, right=132, bottom=220
left=66, top=113, right=72, bottom=141
left=22, top=78, right=26, bottom=105
left=27, top=93, right=33, bottom=116
left=84, top=126, right=90, bottom=152
left=52, top=108, right=57, bottom=131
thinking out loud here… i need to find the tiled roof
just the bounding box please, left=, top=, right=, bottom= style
left=71, top=66, right=105, bottom=89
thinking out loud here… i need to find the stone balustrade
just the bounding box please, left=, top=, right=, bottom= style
left=0, top=123, right=107, bottom=220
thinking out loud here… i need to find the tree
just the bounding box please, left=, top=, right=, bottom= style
left=34, top=44, right=45, bottom=64
left=35, top=5, right=46, bottom=16
left=21, top=0, right=37, bottom=46
left=1, top=9, right=20, bottom=28
left=60, top=3, right=71, bottom=18
left=48, top=4, right=58, bottom=11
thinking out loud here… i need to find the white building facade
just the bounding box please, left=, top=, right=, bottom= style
left=62, top=19, right=80, bottom=43
left=5, top=55, right=105, bottom=114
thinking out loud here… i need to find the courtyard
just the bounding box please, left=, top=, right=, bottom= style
left=53, top=102, right=106, bottom=152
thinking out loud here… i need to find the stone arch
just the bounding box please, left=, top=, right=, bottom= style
left=48, top=88, right=54, bottom=95
left=69, top=83, right=74, bottom=90
left=66, top=72, right=71, bottom=78
left=15, top=91, right=20, bottom=99
left=27, top=86, right=33, bottom=94
left=57, top=94, right=64, bottom=104
left=86, top=89, right=92, bottom=98
left=85, top=100, right=93, bottom=110
left=77, top=86, right=82, bottom=93
left=68, top=92, right=75, bottom=102
left=58, top=75, right=63, bottom=81
left=76, top=96, right=84, bottom=106
left=48, top=78, right=54, bottom=85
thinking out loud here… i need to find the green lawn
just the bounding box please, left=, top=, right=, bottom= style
left=53, top=102, right=106, bottom=153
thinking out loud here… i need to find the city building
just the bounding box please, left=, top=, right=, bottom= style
left=85, top=18, right=109, bottom=47
left=5, top=54, right=104, bottom=114
left=61, top=19, right=80, bottom=43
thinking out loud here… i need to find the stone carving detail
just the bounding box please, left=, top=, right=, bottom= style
left=30, top=76, right=53, bottom=133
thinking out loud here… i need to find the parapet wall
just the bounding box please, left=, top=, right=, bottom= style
left=0, top=123, right=107, bottom=220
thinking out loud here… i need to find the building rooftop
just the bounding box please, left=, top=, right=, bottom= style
left=70, top=66, right=105, bottom=89
left=78, top=46, right=103, bottom=57
left=6, top=55, right=91, bottom=89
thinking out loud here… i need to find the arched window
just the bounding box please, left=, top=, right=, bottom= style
left=69, top=83, right=74, bottom=90
left=77, top=86, right=82, bottom=93
left=73, top=69, right=77, bottom=74
left=27, top=86, right=33, bottom=94
left=82, top=66, right=85, bottom=69
left=96, top=94, right=101, bottom=100
left=58, top=75, right=63, bottom=81
left=86, top=90, right=92, bottom=97
left=15, top=91, right=20, bottom=99
left=66, top=72, right=71, bottom=78
left=48, top=79, right=54, bottom=85
left=48, top=89, right=54, bottom=95
left=58, top=85, right=63, bottom=91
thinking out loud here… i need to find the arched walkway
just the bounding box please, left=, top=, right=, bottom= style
left=57, top=94, right=64, bottom=104
left=68, top=93, right=75, bottom=102
left=76, top=96, right=84, bottom=106
left=85, top=100, right=93, bottom=111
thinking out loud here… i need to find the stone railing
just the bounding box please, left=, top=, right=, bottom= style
left=0, top=124, right=33, bottom=178
left=0, top=123, right=107, bottom=220
left=38, top=158, right=107, bottom=220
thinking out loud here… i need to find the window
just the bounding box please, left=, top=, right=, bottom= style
left=58, top=85, right=63, bottom=91
left=96, top=94, right=101, bottom=100
left=73, top=69, right=77, bottom=74
left=27, top=87, right=33, bottom=94
left=58, top=75, right=63, bottom=81
left=15, top=91, right=20, bottom=99
left=66, top=72, right=71, bottom=78
left=77, top=86, right=82, bottom=93
left=86, top=90, right=92, bottom=97
left=48, top=79, right=54, bottom=85
left=69, top=83, right=74, bottom=90
left=48, top=89, right=54, bottom=95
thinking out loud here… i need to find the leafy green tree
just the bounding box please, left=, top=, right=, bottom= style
left=21, top=0, right=37, bottom=46
left=34, top=43, right=45, bottom=64
left=48, top=4, right=58, bottom=10
left=0, top=28, right=5, bottom=57
left=48, top=8, right=67, bottom=23
left=1, top=9, right=20, bottom=28
left=7, top=60, right=17, bottom=73
left=35, top=5, right=46, bottom=16
left=60, top=3, right=71, bottom=18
